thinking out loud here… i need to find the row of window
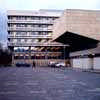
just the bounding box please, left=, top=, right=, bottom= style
left=8, top=16, right=57, bottom=21
left=8, top=24, right=50, bottom=28
left=8, top=32, right=50, bottom=35
left=14, top=55, right=63, bottom=59
left=14, top=50, right=62, bottom=52
left=8, top=39, right=49, bottom=43
left=13, top=46, right=63, bottom=52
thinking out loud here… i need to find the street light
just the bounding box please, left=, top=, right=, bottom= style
left=63, top=45, right=66, bottom=64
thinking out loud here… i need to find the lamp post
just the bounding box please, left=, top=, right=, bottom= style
left=80, top=54, right=84, bottom=71
left=63, top=45, right=66, bottom=64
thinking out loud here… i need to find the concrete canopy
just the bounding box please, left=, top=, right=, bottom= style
left=54, top=31, right=99, bottom=52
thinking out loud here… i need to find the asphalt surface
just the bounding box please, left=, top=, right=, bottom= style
left=0, top=66, right=100, bottom=100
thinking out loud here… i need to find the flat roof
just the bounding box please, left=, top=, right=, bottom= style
left=7, top=10, right=63, bottom=17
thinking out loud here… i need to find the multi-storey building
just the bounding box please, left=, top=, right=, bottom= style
left=7, top=9, right=66, bottom=66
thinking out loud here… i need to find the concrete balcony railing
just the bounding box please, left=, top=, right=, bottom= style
left=7, top=42, right=64, bottom=47
left=8, top=27, right=52, bottom=31
left=7, top=42, right=43, bottom=46
left=8, top=34, right=52, bottom=38
left=8, top=20, right=53, bottom=24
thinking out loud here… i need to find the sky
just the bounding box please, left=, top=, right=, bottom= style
left=0, top=0, right=100, bottom=10
left=0, top=0, right=100, bottom=47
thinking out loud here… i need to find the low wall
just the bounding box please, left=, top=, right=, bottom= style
left=93, top=57, right=100, bottom=69
left=71, top=58, right=93, bottom=69
left=71, top=57, right=100, bottom=70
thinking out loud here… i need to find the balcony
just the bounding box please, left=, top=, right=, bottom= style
left=8, top=42, right=46, bottom=46
left=8, top=27, right=52, bottom=32
left=8, top=20, right=53, bottom=24
left=8, top=34, right=52, bottom=39
left=7, top=42, right=64, bottom=47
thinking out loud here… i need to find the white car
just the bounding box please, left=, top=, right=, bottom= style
left=48, top=61, right=57, bottom=67
left=55, top=62, right=66, bottom=67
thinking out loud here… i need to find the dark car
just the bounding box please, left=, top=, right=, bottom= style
left=16, top=62, right=31, bottom=67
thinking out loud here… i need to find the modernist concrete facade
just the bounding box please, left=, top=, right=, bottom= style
left=52, top=9, right=100, bottom=70
left=7, top=9, right=67, bottom=66
left=53, top=9, right=100, bottom=40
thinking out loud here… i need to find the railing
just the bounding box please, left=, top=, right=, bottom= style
left=8, top=20, right=53, bottom=24
left=8, top=27, right=52, bottom=31
left=8, top=34, right=52, bottom=38
left=14, top=51, right=62, bottom=54
left=7, top=42, right=64, bottom=46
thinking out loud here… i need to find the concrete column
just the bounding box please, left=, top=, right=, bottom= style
left=8, top=46, right=14, bottom=66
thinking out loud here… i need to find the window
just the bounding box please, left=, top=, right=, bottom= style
left=24, top=16, right=27, bottom=20
left=31, top=32, right=38, bottom=35
left=8, top=16, right=13, bottom=20
left=16, top=24, right=20, bottom=27
left=16, top=32, right=20, bottom=35
left=9, top=24, right=14, bottom=27
left=31, top=16, right=39, bottom=20
left=13, top=39, right=17, bottom=43
left=31, top=24, right=34, bottom=27
left=27, top=39, right=32, bottom=43
left=17, top=39, right=21, bottom=43
left=24, top=24, right=27, bottom=27
left=16, top=16, right=27, bottom=20
left=24, top=39, right=27, bottom=43
left=16, top=24, right=27, bottom=27
left=31, top=16, right=34, bottom=20
left=41, top=25, right=47, bottom=28
left=16, top=16, right=21, bottom=20
left=8, top=31, right=11, bottom=34
left=25, top=54, right=30, bottom=59
left=21, top=39, right=25, bottom=43
left=31, top=32, right=35, bottom=35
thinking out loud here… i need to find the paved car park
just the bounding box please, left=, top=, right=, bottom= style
left=0, top=66, right=100, bottom=100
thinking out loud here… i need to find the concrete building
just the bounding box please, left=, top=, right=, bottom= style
left=7, top=9, right=66, bottom=66
left=52, top=9, right=100, bottom=70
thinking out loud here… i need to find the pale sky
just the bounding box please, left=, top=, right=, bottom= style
left=0, top=0, right=100, bottom=10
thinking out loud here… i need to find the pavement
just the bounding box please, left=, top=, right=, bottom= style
left=66, top=67, right=100, bottom=74
left=82, top=69, right=100, bottom=74
left=0, top=66, right=100, bottom=100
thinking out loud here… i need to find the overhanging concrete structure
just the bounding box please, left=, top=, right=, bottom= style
left=54, top=31, right=99, bottom=51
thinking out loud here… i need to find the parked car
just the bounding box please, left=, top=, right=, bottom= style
left=55, top=62, right=66, bottom=67
left=16, top=62, right=31, bottom=67
left=48, top=61, right=57, bottom=67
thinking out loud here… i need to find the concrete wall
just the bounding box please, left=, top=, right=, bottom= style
left=65, top=9, right=100, bottom=40
left=52, top=11, right=67, bottom=40
left=52, top=9, right=100, bottom=41
left=71, top=57, right=100, bottom=70
left=72, top=58, right=93, bottom=69
left=93, top=57, right=100, bottom=69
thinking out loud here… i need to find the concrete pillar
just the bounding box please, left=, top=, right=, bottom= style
left=8, top=46, right=14, bottom=66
